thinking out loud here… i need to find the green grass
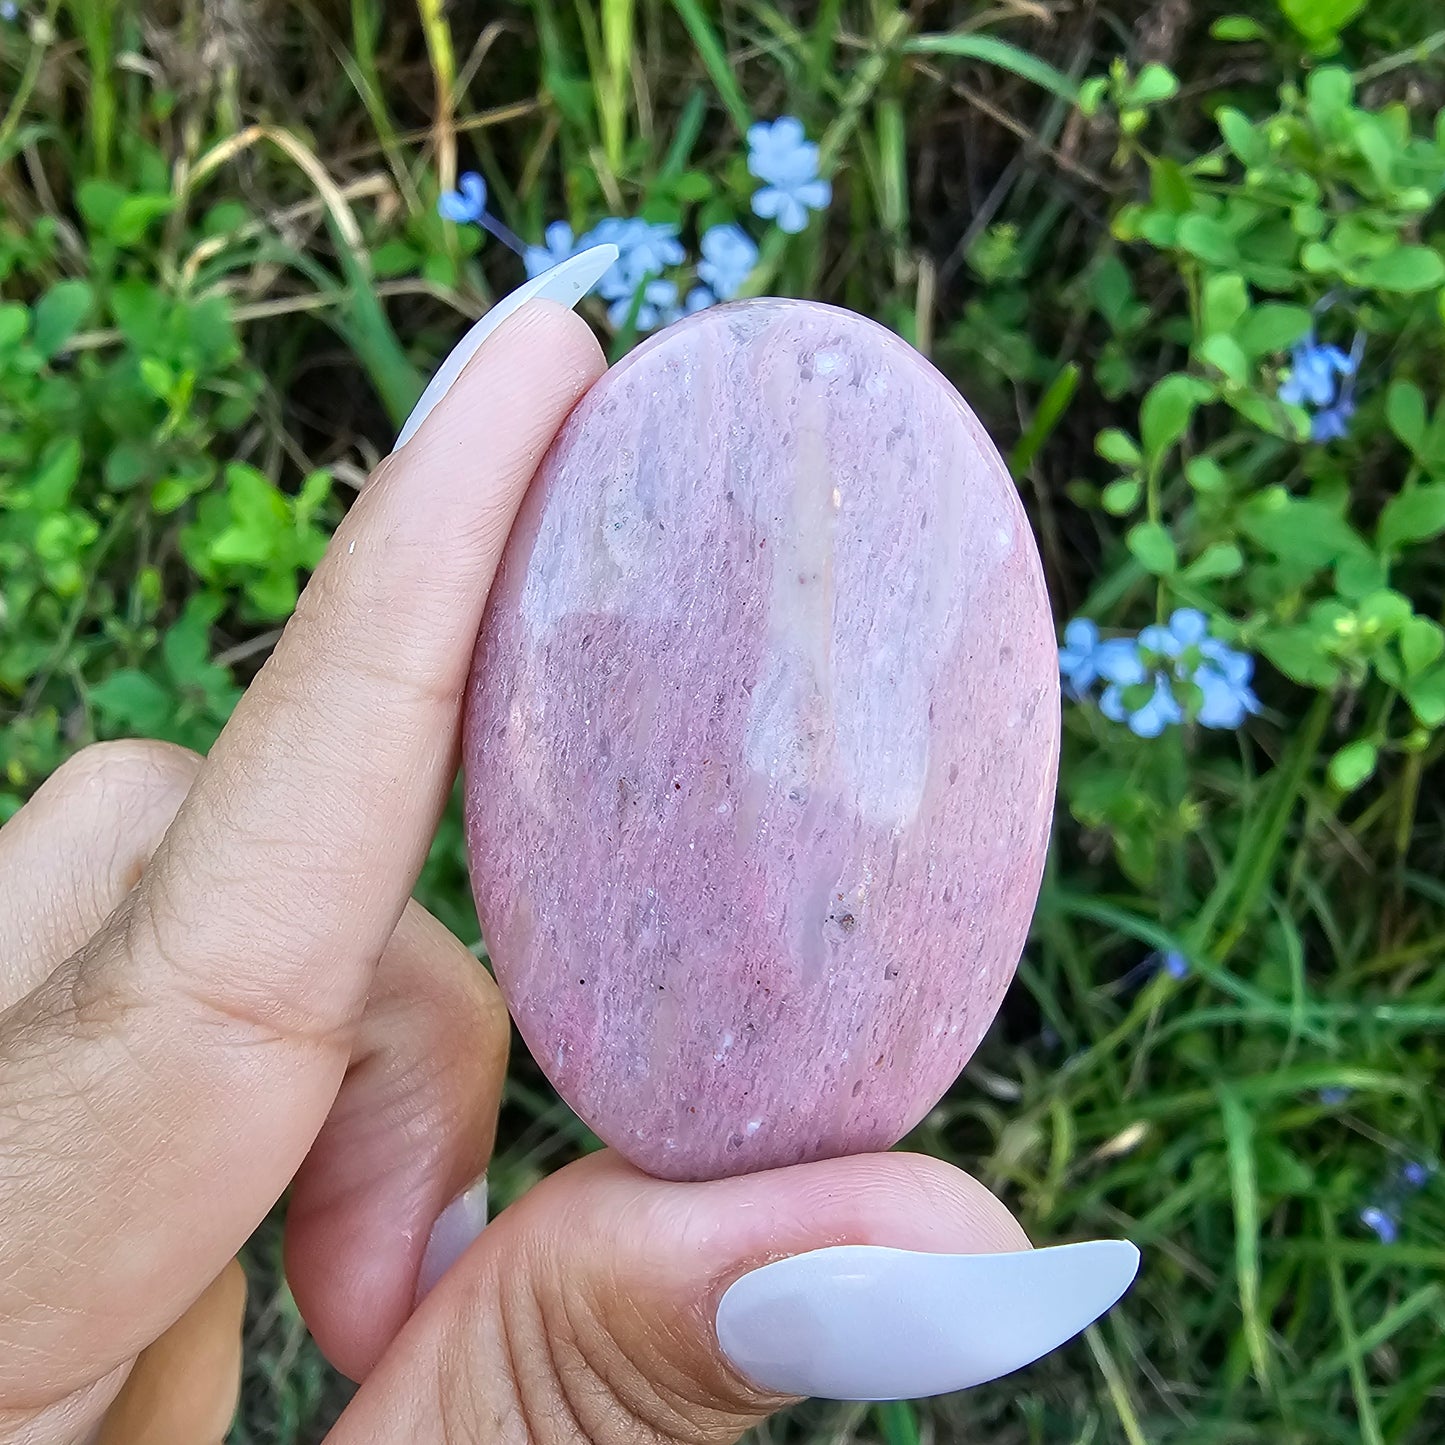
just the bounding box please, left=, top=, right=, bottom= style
left=3, top=1, right=1445, bottom=1441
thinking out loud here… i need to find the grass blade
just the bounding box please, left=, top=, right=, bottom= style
left=873, top=1401, right=921, bottom=1445
left=904, top=32, right=1081, bottom=105
left=1218, top=1088, right=1272, bottom=1388
left=666, top=0, right=752, bottom=133
left=1011, top=362, right=1081, bottom=475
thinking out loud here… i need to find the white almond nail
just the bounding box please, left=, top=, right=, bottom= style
left=394, top=244, right=618, bottom=450
left=416, top=1173, right=489, bottom=1301
left=715, top=1240, right=1140, bottom=1402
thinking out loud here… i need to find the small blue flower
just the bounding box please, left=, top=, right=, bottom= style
left=1163, top=950, right=1189, bottom=980
left=438, top=171, right=488, bottom=226
left=1058, top=618, right=1102, bottom=694
left=1190, top=639, right=1259, bottom=729
left=1402, top=1160, right=1434, bottom=1190
left=1318, top=1087, right=1352, bottom=1106
left=1095, top=637, right=1148, bottom=688
left=585, top=218, right=687, bottom=309
left=0, top=2, right=19, bottom=21
left=697, top=223, right=759, bottom=301
left=1138, top=622, right=1184, bottom=660
left=1360, top=1204, right=1399, bottom=1244
left=523, top=220, right=576, bottom=278
left=1311, top=396, right=1356, bottom=443
left=1279, top=335, right=1354, bottom=408
left=748, top=116, right=831, bottom=234
left=607, top=277, right=680, bottom=332
left=1101, top=674, right=1184, bottom=738
left=684, top=285, right=716, bottom=314
left=1166, top=608, right=1210, bottom=647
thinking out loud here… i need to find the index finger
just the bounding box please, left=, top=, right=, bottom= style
left=0, top=292, right=605, bottom=1394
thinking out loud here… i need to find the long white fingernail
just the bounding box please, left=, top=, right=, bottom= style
left=416, top=1173, right=489, bottom=1301
left=394, top=244, right=618, bottom=450
left=715, top=1240, right=1140, bottom=1402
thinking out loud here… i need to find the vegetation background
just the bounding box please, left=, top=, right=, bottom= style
left=2, top=0, right=1444, bottom=1440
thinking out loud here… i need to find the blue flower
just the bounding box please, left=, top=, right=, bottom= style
left=0, top=2, right=18, bottom=20
left=697, top=223, right=758, bottom=301
left=1318, top=1087, right=1352, bottom=1106
left=1360, top=1204, right=1399, bottom=1244
left=1191, top=635, right=1260, bottom=729
left=595, top=219, right=685, bottom=291
left=1402, top=1160, right=1434, bottom=1190
left=1163, top=950, right=1189, bottom=980
left=1278, top=335, right=1354, bottom=408
left=1311, top=396, right=1356, bottom=443
left=523, top=220, right=576, bottom=278
left=1101, top=674, right=1184, bottom=738
left=607, top=277, right=680, bottom=332
left=684, top=285, right=716, bottom=314
left=1165, top=608, right=1209, bottom=647
left=438, top=171, right=488, bottom=226
left=748, top=117, right=831, bottom=234
left=1096, top=636, right=1149, bottom=688
left=1059, top=618, right=1102, bottom=694
left=1138, top=622, right=1184, bottom=660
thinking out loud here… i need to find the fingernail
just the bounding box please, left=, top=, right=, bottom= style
left=715, top=1240, right=1140, bottom=1402
left=394, top=243, right=618, bottom=450
left=416, top=1173, right=489, bottom=1301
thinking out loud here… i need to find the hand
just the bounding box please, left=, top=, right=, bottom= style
left=0, top=298, right=1136, bottom=1445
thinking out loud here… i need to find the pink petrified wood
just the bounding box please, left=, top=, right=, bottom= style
left=463, top=299, right=1059, bottom=1181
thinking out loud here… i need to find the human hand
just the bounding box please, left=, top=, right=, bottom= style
left=0, top=293, right=1136, bottom=1445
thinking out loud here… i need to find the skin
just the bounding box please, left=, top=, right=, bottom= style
left=0, top=302, right=1031, bottom=1445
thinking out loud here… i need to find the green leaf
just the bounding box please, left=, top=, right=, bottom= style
left=1127, top=520, right=1177, bottom=574
left=1258, top=627, right=1338, bottom=688
left=1356, top=588, right=1412, bottom=639
left=903, top=33, right=1080, bottom=104
left=1128, top=64, right=1179, bottom=106
left=1185, top=457, right=1229, bottom=494
left=1237, top=305, right=1312, bottom=358
left=1177, top=215, right=1239, bottom=266
left=1400, top=617, right=1445, bottom=677
left=1202, top=273, right=1249, bottom=336
left=1217, top=106, right=1266, bottom=165
left=1378, top=484, right=1445, bottom=552
left=1185, top=542, right=1244, bottom=580
left=28, top=437, right=83, bottom=510
left=1354, top=247, right=1445, bottom=294
left=109, top=193, right=176, bottom=246
left=32, top=281, right=94, bottom=359
left=1385, top=381, right=1427, bottom=455
left=1211, top=16, right=1267, bottom=41
left=671, top=170, right=713, bottom=203
left=1199, top=334, right=1249, bottom=386
left=1305, top=66, right=1354, bottom=129
left=90, top=669, right=174, bottom=735
left=1140, top=374, right=1212, bottom=468
left=1328, top=740, right=1377, bottom=793
left=1281, top=0, right=1366, bottom=49
left=1096, top=429, right=1142, bottom=467
left=1406, top=664, right=1445, bottom=727
left=1102, top=478, right=1142, bottom=515
left=1241, top=489, right=1368, bottom=570
left=0, top=303, right=27, bottom=347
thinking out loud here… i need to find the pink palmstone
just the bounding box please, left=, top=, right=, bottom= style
left=463, top=299, right=1059, bottom=1181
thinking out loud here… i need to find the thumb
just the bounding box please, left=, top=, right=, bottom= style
left=327, top=1151, right=1139, bottom=1443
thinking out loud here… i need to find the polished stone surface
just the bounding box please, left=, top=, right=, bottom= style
left=463, top=299, right=1058, bottom=1180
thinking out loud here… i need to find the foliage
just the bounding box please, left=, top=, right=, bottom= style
left=3, top=1, right=1445, bottom=1443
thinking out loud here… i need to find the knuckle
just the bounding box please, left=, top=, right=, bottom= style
left=48, top=739, right=203, bottom=804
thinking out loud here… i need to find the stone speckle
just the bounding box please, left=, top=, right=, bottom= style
left=463, top=299, right=1059, bottom=1181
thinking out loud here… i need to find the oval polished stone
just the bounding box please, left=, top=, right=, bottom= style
left=463, top=299, right=1059, bottom=1181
